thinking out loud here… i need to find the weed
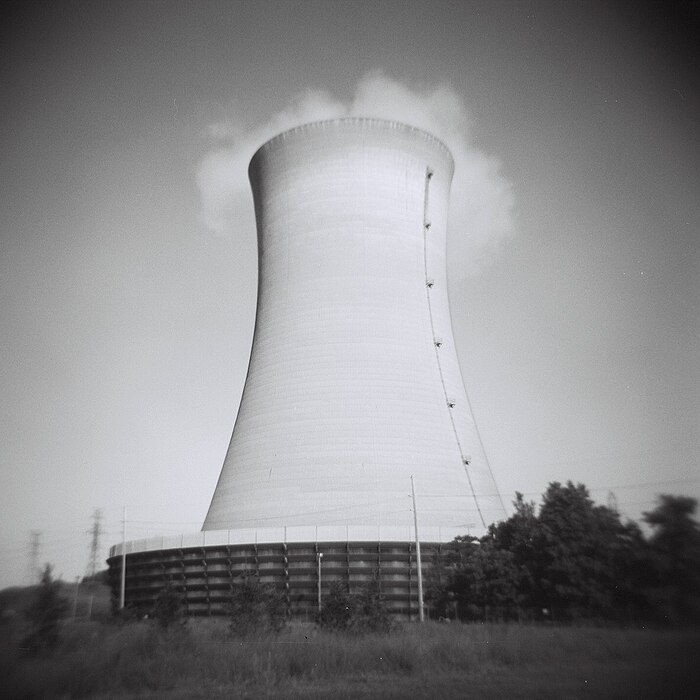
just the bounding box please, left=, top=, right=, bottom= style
left=1, top=619, right=699, bottom=698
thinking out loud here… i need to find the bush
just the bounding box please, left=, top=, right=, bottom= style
left=318, top=578, right=392, bottom=634
left=317, top=582, right=353, bottom=631
left=228, top=573, right=287, bottom=635
left=151, top=581, right=184, bottom=628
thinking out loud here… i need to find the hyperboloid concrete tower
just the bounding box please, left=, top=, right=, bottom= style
left=108, top=119, right=505, bottom=618
left=204, top=118, right=504, bottom=532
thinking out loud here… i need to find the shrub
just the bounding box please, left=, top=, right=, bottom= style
left=317, top=582, right=353, bottom=631
left=151, top=581, right=184, bottom=628
left=228, top=573, right=287, bottom=635
left=318, top=577, right=392, bottom=634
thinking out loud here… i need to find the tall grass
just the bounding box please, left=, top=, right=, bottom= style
left=2, top=618, right=699, bottom=699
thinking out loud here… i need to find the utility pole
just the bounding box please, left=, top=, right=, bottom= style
left=85, top=509, right=103, bottom=580
left=119, top=506, right=127, bottom=609
left=27, top=530, right=41, bottom=585
left=410, top=476, right=424, bottom=622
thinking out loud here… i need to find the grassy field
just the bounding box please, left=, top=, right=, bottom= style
left=1, top=617, right=699, bottom=699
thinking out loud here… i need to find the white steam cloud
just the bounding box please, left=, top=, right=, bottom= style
left=197, top=71, right=514, bottom=276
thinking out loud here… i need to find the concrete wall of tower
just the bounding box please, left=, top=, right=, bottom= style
left=203, top=118, right=504, bottom=534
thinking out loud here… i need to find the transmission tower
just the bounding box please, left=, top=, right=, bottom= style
left=85, top=509, right=103, bottom=581
left=26, top=530, right=41, bottom=584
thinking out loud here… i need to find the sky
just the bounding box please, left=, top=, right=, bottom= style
left=1, top=0, right=698, bottom=589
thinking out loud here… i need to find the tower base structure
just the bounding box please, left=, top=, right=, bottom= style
left=107, top=526, right=469, bottom=619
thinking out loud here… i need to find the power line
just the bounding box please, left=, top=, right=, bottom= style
left=514, top=444, right=700, bottom=471
left=421, top=476, right=700, bottom=499
left=587, top=477, right=700, bottom=492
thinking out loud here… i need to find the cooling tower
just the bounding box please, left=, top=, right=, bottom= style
left=107, top=118, right=506, bottom=619
left=204, top=118, right=504, bottom=533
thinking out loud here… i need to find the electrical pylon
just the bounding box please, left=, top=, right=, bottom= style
left=85, top=509, right=103, bottom=581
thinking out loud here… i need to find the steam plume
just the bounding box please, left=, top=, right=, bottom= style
left=197, top=71, right=514, bottom=276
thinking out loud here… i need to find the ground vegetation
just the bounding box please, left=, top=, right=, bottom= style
left=1, top=618, right=698, bottom=698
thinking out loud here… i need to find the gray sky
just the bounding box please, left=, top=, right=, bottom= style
left=1, top=0, right=698, bottom=588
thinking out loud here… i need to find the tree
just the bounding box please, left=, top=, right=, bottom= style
left=644, top=495, right=700, bottom=623
left=445, top=540, right=520, bottom=621
left=228, top=573, right=286, bottom=635
left=22, top=564, right=68, bottom=654
left=488, top=493, right=546, bottom=616
left=536, top=482, right=622, bottom=619
left=440, top=482, right=657, bottom=623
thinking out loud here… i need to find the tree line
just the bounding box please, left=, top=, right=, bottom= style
left=16, top=480, right=700, bottom=652
left=426, top=482, right=700, bottom=625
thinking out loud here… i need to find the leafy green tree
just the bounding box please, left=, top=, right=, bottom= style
left=424, top=541, right=470, bottom=619
left=441, top=482, right=658, bottom=623
left=22, top=564, right=68, bottom=655
left=488, top=493, right=546, bottom=616
left=446, top=539, right=520, bottom=621
left=536, top=482, right=623, bottom=619
left=228, top=573, right=286, bottom=635
left=644, top=495, right=700, bottom=623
